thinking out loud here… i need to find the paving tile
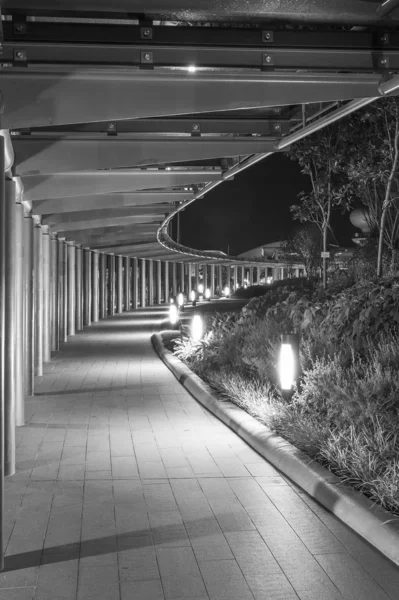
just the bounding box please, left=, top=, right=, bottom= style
left=34, top=559, right=79, bottom=599
left=157, top=547, right=207, bottom=599
left=198, top=559, right=254, bottom=600
left=77, top=565, right=120, bottom=600
left=0, top=589, right=35, bottom=600
left=121, top=579, right=165, bottom=600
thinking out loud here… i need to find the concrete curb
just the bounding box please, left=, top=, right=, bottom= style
left=152, top=331, right=399, bottom=567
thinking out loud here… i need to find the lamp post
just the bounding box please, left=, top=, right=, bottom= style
left=191, top=314, right=204, bottom=341
left=278, top=333, right=300, bottom=398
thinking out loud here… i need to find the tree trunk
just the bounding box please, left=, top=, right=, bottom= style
left=322, top=224, right=328, bottom=289
left=377, top=206, right=388, bottom=277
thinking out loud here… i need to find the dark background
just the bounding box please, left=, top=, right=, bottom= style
left=180, top=153, right=357, bottom=255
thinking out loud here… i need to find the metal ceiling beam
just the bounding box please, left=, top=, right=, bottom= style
left=50, top=214, right=162, bottom=233
left=23, top=169, right=222, bottom=202
left=32, top=191, right=192, bottom=215
left=2, top=0, right=399, bottom=25
left=13, top=137, right=280, bottom=175
left=59, top=226, right=158, bottom=245
left=41, top=204, right=171, bottom=225
left=0, top=70, right=385, bottom=129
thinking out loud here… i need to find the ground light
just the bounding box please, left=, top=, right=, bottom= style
left=205, top=288, right=211, bottom=301
left=187, top=65, right=197, bottom=73
left=224, top=286, right=230, bottom=297
left=198, top=283, right=204, bottom=296
left=177, top=292, right=184, bottom=311
left=191, top=314, right=204, bottom=340
left=278, top=333, right=300, bottom=394
left=190, top=290, right=197, bottom=306
left=169, top=303, right=179, bottom=326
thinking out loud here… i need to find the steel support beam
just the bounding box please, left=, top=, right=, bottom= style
left=107, top=254, right=115, bottom=316
left=83, top=248, right=92, bottom=326
left=23, top=170, right=222, bottom=202
left=116, top=255, right=123, bottom=313
left=42, top=227, right=51, bottom=361
left=195, top=264, right=200, bottom=292
left=140, top=259, right=146, bottom=308
left=15, top=137, right=279, bottom=175
left=148, top=260, right=154, bottom=306
left=62, top=239, right=68, bottom=342
left=1, top=71, right=385, bottom=130
left=42, top=204, right=171, bottom=227
left=92, top=251, right=99, bottom=322
left=124, top=257, right=131, bottom=311
left=179, top=262, right=185, bottom=294
left=24, top=212, right=34, bottom=396
left=57, top=238, right=66, bottom=344
left=163, top=261, right=169, bottom=303
left=67, top=242, right=76, bottom=337
left=218, top=265, right=223, bottom=294
left=4, top=180, right=17, bottom=476
left=50, top=234, right=59, bottom=351
left=172, top=262, right=177, bottom=298
left=187, top=264, right=192, bottom=297
left=50, top=215, right=163, bottom=233
left=0, top=139, right=3, bottom=569
left=75, top=244, right=83, bottom=331
left=32, top=192, right=191, bottom=215
left=99, top=253, right=106, bottom=319
left=132, top=257, right=138, bottom=310
left=233, top=265, right=237, bottom=291
left=155, top=260, right=162, bottom=305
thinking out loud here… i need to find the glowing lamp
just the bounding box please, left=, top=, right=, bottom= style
left=191, top=314, right=204, bottom=340
left=278, top=334, right=299, bottom=392
left=205, top=288, right=211, bottom=300
left=224, top=286, right=230, bottom=297
left=177, top=293, right=184, bottom=308
left=190, top=290, right=196, bottom=302
left=187, top=65, right=197, bottom=73
left=198, top=283, right=204, bottom=295
left=169, top=304, right=179, bottom=325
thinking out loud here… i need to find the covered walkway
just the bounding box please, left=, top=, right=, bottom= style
left=1, top=307, right=398, bottom=600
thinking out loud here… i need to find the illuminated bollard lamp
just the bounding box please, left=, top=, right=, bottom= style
left=190, top=290, right=197, bottom=306
left=278, top=333, right=300, bottom=397
left=177, top=292, right=185, bottom=311
left=191, top=314, right=204, bottom=341
left=168, top=303, right=180, bottom=329
left=224, top=286, right=230, bottom=298
left=198, top=283, right=204, bottom=298
left=205, top=288, right=211, bottom=301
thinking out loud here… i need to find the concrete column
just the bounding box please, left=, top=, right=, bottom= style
left=116, top=255, right=123, bottom=313
left=14, top=192, right=24, bottom=426
left=99, top=253, right=106, bottom=319
left=124, top=257, right=131, bottom=311
left=156, top=260, right=162, bottom=305
left=148, top=260, right=154, bottom=306
left=42, top=226, right=51, bottom=361
left=50, top=234, right=59, bottom=351
left=187, top=264, right=192, bottom=296
left=108, top=254, right=115, bottom=316
left=92, top=251, right=99, bottom=322
left=233, top=265, right=237, bottom=291
left=62, top=240, right=68, bottom=342
left=195, top=264, right=200, bottom=291
left=67, top=242, right=76, bottom=337
left=75, top=244, right=83, bottom=331
left=218, top=265, right=223, bottom=295
left=34, top=222, right=43, bottom=375
left=83, top=248, right=92, bottom=326
left=0, top=140, right=5, bottom=552
left=132, top=258, right=138, bottom=309
left=140, top=259, right=146, bottom=307
left=257, top=267, right=261, bottom=284
left=249, top=267, right=254, bottom=286
left=4, top=179, right=17, bottom=475
left=203, top=264, right=208, bottom=291
left=57, top=239, right=65, bottom=344
left=179, top=262, right=185, bottom=294
left=163, top=261, right=169, bottom=303
left=24, top=212, right=34, bottom=397
left=172, top=262, right=177, bottom=298
left=210, top=264, right=215, bottom=297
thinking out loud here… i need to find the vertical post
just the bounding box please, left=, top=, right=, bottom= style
left=140, top=259, right=146, bottom=307
left=34, top=222, right=43, bottom=374
left=156, top=260, right=162, bottom=305
left=124, top=257, right=131, bottom=311
left=62, top=240, right=68, bottom=343
left=42, top=227, right=51, bottom=361
left=203, top=264, right=208, bottom=291
left=67, top=242, right=76, bottom=337
left=187, top=264, right=192, bottom=297
left=92, top=251, right=99, bottom=323
left=24, top=211, right=34, bottom=396
left=0, top=137, right=5, bottom=568
left=249, top=267, right=253, bottom=286
left=83, top=248, right=92, bottom=326
left=14, top=189, right=24, bottom=426
left=50, top=234, right=59, bottom=351
left=218, top=265, right=223, bottom=295
left=257, top=266, right=261, bottom=284
left=107, top=254, right=115, bottom=316
left=99, top=253, right=106, bottom=319
left=179, top=262, right=185, bottom=294
left=57, top=239, right=65, bottom=343
left=164, top=261, right=169, bottom=303
left=172, top=262, right=177, bottom=298
left=75, top=244, right=83, bottom=331
left=132, top=257, right=138, bottom=309
left=4, top=179, right=17, bottom=476
left=148, top=260, right=154, bottom=306
left=233, top=265, right=237, bottom=291
left=195, top=264, right=199, bottom=291
left=116, top=255, right=123, bottom=313
left=210, top=264, right=215, bottom=297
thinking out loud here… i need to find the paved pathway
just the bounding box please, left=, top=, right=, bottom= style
left=2, top=306, right=399, bottom=600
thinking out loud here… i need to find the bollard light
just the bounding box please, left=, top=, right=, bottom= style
left=177, top=292, right=184, bottom=308
left=190, top=290, right=197, bottom=306
left=169, top=303, right=179, bottom=326
left=278, top=334, right=299, bottom=393
left=198, top=283, right=204, bottom=295
left=191, top=314, right=204, bottom=340
left=205, top=288, right=211, bottom=300
left=224, top=286, right=230, bottom=297
left=170, top=297, right=175, bottom=304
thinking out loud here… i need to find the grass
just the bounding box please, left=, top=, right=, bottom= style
left=173, top=313, right=399, bottom=517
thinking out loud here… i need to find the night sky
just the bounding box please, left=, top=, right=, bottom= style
left=180, top=153, right=356, bottom=255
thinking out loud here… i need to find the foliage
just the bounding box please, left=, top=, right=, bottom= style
left=281, top=224, right=321, bottom=278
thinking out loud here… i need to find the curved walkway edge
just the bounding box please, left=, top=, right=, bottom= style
left=152, top=331, right=399, bottom=567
